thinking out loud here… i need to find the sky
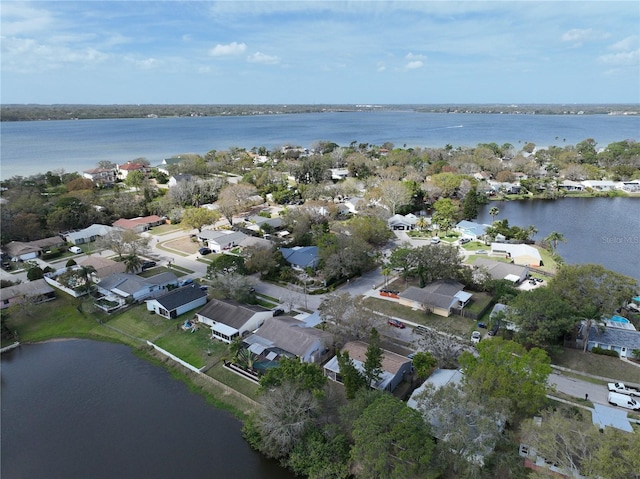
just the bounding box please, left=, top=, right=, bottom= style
left=1, top=1, right=639, bottom=105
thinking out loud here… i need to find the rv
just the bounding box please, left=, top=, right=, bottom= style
left=608, top=392, right=640, bottom=411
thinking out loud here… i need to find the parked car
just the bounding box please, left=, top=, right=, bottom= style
left=475, top=249, right=488, bottom=254
left=459, top=238, right=471, bottom=245
left=608, top=392, right=640, bottom=411
left=198, top=247, right=212, bottom=255
left=272, top=308, right=284, bottom=317
left=141, top=260, right=157, bottom=270
left=471, top=331, right=482, bottom=343
left=488, top=323, right=500, bottom=336
left=477, top=322, right=487, bottom=329
left=387, top=318, right=405, bottom=329
left=178, top=278, right=194, bottom=287
left=69, top=246, right=82, bottom=254
left=430, top=237, right=441, bottom=244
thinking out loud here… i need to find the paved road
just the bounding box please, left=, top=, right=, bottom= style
left=549, top=372, right=609, bottom=405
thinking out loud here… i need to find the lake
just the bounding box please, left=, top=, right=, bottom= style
left=2, top=110, right=639, bottom=178
left=477, top=197, right=640, bottom=282
left=0, top=340, right=294, bottom=479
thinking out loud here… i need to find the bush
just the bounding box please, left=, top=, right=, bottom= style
left=632, top=349, right=640, bottom=360
left=27, top=267, right=44, bottom=281
left=66, top=259, right=77, bottom=267
left=591, top=346, right=619, bottom=358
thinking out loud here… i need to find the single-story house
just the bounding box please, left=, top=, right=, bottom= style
left=582, top=323, right=640, bottom=358
left=489, top=303, right=519, bottom=331
left=64, top=224, right=114, bottom=245
left=96, top=272, right=178, bottom=302
left=557, top=180, right=585, bottom=192
left=82, top=167, right=116, bottom=186
left=146, top=285, right=208, bottom=319
left=343, top=197, right=365, bottom=214
left=113, top=215, right=165, bottom=233
left=198, top=230, right=248, bottom=253
left=167, top=174, right=193, bottom=187
left=398, top=280, right=472, bottom=317
left=472, top=258, right=529, bottom=284
left=323, top=340, right=413, bottom=393
left=407, top=368, right=464, bottom=409
left=581, top=180, right=616, bottom=191
left=455, top=220, right=489, bottom=240
left=387, top=213, right=419, bottom=230
left=78, top=256, right=126, bottom=281
left=279, top=246, right=320, bottom=271
left=490, top=243, right=542, bottom=267
left=240, top=215, right=283, bottom=233
left=2, top=236, right=65, bottom=261
left=618, top=180, right=640, bottom=192
left=195, top=299, right=272, bottom=343
left=1, top=279, right=56, bottom=310
left=329, top=168, right=350, bottom=180
left=243, top=316, right=333, bottom=365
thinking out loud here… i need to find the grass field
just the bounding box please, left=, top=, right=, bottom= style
left=550, top=348, right=640, bottom=384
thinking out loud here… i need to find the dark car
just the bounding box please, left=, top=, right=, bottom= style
left=141, top=260, right=157, bottom=270
left=477, top=322, right=487, bottom=329
left=387, top=318, right=405, bottom=329
left=198, top=247, right=212, bottom=255
left=488, top=323, right=500, bottom=336
left=273, top=308, right=285, bottom=317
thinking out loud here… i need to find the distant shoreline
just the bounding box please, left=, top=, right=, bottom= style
left=2, top=103, right=639, bottom=122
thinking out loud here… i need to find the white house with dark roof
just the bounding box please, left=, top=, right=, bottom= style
left=398, top=280, right=472, bottom=317
left=323, top=341, right=413, bottom=392
left=146, top=285, right=208, bottom=319
left=195, top=298, right=272, bottom=343
left=243, top=316, right=333, bottom=365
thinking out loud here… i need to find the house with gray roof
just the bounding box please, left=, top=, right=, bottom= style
left=195, top=299, right=272, bottom=343
left=583, top=323, right=640, bottom=358
left=96, top=272, right=178, bottom=302
left=243, top=316, right=333, bottom=365
left=279, top=246, right=320, bottom=271
left=145, top=285, right=208, bottom=319
left=198, top=230, right=248, bottom=253
left=1, top=279, right=56, bottom=310
left=398, top=280, right=472, bottom=317
left=455, top=220, right=489, bottom=240
left=473, top=257, right=529, bottom=284
left=64, top=224, right=114, bottom=245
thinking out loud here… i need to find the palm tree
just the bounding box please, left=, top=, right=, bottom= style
left=489, top=207, right=500, bottom=223
left=77, top=265, right=97, bottom=293
left=545, top=231, right=566, bottom=253
left=124, top=254, right=143, bottom=274
left=416, top=217, right=429, bottom=232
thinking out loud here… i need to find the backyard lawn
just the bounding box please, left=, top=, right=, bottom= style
left=155, top=327, right=226, bottom=369
left=205, top=362, right=260, bottom=400
left=106, top=307, right=174, bottom=341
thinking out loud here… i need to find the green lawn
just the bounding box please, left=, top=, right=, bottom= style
left=205, top=362, right=260, bottom=399
left=155, top=327, right=226, bottom=369
left=150, top=224, right=184, bottom=235
left=550, top=348, right=640, bottom=384
left=106, top=307, right=174, bottom=340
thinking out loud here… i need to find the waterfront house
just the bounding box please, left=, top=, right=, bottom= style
left=195, top=298, right=272, bottom=343
left=243, top=316, right=333, bottom=365
left=145, top=285, right=208, bottom=319
left=455, top=220, right=489, bottom=240
left=64, top=224, right=114, bottom=245
left=323, top=341, right=413, bottom=392
left=1, top=279, right=56, bottom=310
left=581, top=180, right=616, bottom=191
left=116, top=161, right=149, bottom=180
left=490, top=243, right=542, bottom=267
left=82, top=167, right=116, bottom=186
left=398, top=280, right=472, bottom=317
left=154, top=157, right=185, bottom=176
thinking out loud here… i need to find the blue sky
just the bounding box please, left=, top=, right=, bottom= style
left=1, top=1, right=639, bottom=104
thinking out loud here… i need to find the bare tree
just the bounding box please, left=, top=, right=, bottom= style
left=319, top=293, right=379, bottom=346
left=217, top=183, right=258, bottom=225
left=413, top=327, right=467, bottom=368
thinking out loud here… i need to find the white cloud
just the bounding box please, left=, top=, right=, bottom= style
left=561, top=28, right=609, bottom=47
left=598, top=49, right=640, bottom=66
left=376, top=62, right=386, bottom=72
left=0, top=2, right=54, bottom=36
left=209, top=41, right=246, bottom=56
left=609, top=35, right=638, bottom=51
left=405, top=60, right=423, bottom=70
left=124, top=56, right=160, bottom=69
left=405, top=52, right=426, bottom=61
left=247, top=52, right=280, bottom=64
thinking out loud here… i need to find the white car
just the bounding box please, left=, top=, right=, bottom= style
left=69, top=246, right=82, bottom=254
left=471, top=331, right=481, bottom=344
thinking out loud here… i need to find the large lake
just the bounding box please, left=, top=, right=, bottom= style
left=0, top=340, right=294, bottom=479
left=2, top=110, right=639, bottom=178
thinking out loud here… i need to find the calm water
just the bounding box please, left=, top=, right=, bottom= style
left=0, top=340, right=294, bottom=479
left=2, top=111, right=639, bottom=178
left=477, top=197, right=640, bottom=282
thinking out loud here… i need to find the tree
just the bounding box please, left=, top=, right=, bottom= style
left=459, top=338, right=551, bottom=416
left=369, top=180, right=412, bottom=215
left=123, top=254, right=143, bottom=274
left=461, top=187, right=481, bottom=220
left=206, top=254, right=246, bottom=278
left=586, top=424, right=640, bottom=479
left=411, top=351, right=437, bottom=379
left=407, top=244, right=465, bottom=287
left=181, top=207, right=220, bottom=232
left=26, top=265, right=44, bottom=281
left=545, top=231, right=566, bottom=254
left=319, top=234, right=374, bottom=284
left=76, top=265, right=97, bottom=293
left=413, top=328, right=465, bottom=368
left=286, top=426, right=351, bottom=479
left=97, top=229, right=150, bottom=259
left=347, top=215, right=393, bottom=246
left=351, top=394, right=437, bottom=479
left=489, top=206, right=499, bottom=223
left=363, top=328, right=383, bottom=387
left=336, top=351, right=367, bottom=399
left=431, top=197, right=458, bottom=234
left=259, top=357, right=327, bottom=394
left=319, top=294, right=380, bottom=344
left=124, top=170, right=145, bottom=190
left=216, top=183, right=258, bottom=225
left=208, top=272, right=255, bottom=302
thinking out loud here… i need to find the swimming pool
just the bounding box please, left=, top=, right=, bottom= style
left=610, top=315, right=630, bottom=324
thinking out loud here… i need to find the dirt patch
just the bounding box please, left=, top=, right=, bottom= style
left=162, top=235, right=201, bottom=255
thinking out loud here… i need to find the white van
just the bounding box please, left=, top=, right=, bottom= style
left=608, top=392, right=640, bottom=411
left=69, top=246, right=82, bottom=254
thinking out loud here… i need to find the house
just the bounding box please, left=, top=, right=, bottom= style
left=581, top=180, right=616, bottom=191
left=240, top=215, right=283, bottom=233
left=407, top=368, right=463, bottom=409
left=472, top=258, right=529, bottom=284
left=323, top=340, right=413, bottom=392
left=490, top=243, right=542, bottom=267
left=387, top=213, right=419, bottom=230
left=489, top=303, right=519, bottom=331
left=154, top=157, right=185, bottom=175
left=581, top=323, right=640, bottom=358
left=329, top=168, right=350, bottom=180
left=1, top=279, right=56, bottom=310
left=455, top=220, right=489, bottom=240
left=398, top=280, right=472, bottom=317
left=618, top=180, right=640, bottom=192
left=113, top=215, right=165, bottom=233
left=198, top=230, right=248, bottom=253
left=279, top=246, right=320, bottom=271
left=64, top=224, right=114, bottom=245
left=82, top=167, right=116, bottom=186
left=168, top=174, right=193, bottom=187
left=96, top=272, right=178, bottom=302
left=557, top=180, right=585, bottom=192
left=243, top=316, right=333, bottom=365
left=2, top=236, right=66, bottom=261
left=343, top=197, right=366, bottom=214
left=195, top=298, right=273, bottom=343
left=145, top=285, right=208, bottom=319
left=116, top=161, right=149, bottom=180
left=77, top=256, right=126, bottom=281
